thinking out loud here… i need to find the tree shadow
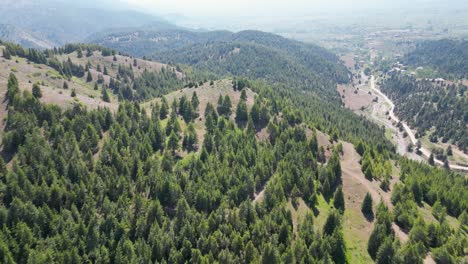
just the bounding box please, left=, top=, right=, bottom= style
left=363, top=212, right=375, bottom=222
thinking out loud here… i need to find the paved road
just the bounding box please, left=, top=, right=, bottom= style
left=369, top=76, right=468, bottom=172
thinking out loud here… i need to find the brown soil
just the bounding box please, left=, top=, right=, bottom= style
left=338, top=84, right=374, bottom=111
left=340, top=53, right=356, bottom=70
left=340, top=142, right=408, bottom=243
left=317, top=130, right=334, bottom=161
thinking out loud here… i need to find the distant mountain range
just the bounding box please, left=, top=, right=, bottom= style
left=0, top=0, right=175, bottom=48
left=0, top=24, right=55, bottom=49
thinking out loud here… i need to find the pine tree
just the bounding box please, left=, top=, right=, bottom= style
left=182, top=123, right=198, bottom=152
left=236, top=100, right=249, bottom=125
left=368, top=224, right=388, bottom=259
left=323, top=210, right=341, bottom=236
left=86, top=70, right=93, bottom=82
left=160, top=98, right=169, bottom=119
left=103, top=65, right=108, bottom=75
left=63, top=81, right=69, bottom=89
left=32, top=83, right=42, bottom=98
left=443, top=160, right=450, bottom=170
left=7, top=73, right=19, bottom=102
left=191, top=91, right=199, bottom=109
left=361, top=192, right=373, bottom=219
left=245, top=241, right=258, bottom=264
left=167, top=131, right=179, bottom=154
left=77, top=49, right=83, bottom=58
left=261, top=243, right=281, bottom=264
left=182, top=100, right=194, bottom=123
left=71, top=89, right=77, bottom=97
left=428, top=153, right=435, bottom=165
left=223, top=95, right=232, bottom=116
left=375, top=238, right=395, bottom=264
left=94, top=82, right=99, bottom=90
left=217, top=95, right=224, bottom=115
left=178, top=95, right=188, bottom=116
left=446, top=145, right=452, bottom=156
left=102, top=87, right=110, bottom=102
left=240, top=89, right=248, bottom=101
left=3, top=48, right=12, bottom=60
left=431, top=200, right=446, bottom=221
left=333, top=186, right=345, bottom=213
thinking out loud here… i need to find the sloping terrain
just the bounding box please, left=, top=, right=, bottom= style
left=403, top=39, right=468, bottom=79
left=0, top=42, right=184, bottom=124
left=143, top=79, right=256, bottom=145
left=89, top=29, right=231, bottom=57
left=92, top=29, right=349, bottom=99
left=0, top=24, right=54, bottom=49
left=0, top=0, right=173, bottom=47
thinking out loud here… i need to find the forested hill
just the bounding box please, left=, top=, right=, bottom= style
left=403, top=39, right=468, bottom=79
left=0, top=0, right=175, bottom=48
left=153, top=31, right=348, bottom=101
left=381, top=74, right=467, bottom=151
left=88, top=29, right=232, bottom=56
left=92, top=29, right=396, bottom=151
left=0, top=38, right=467, bottom=264
left=91, top=29, right=349, bottom=100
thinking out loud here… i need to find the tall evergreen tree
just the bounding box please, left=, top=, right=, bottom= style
left=32, top=83, right=42, bottom=98
left=102, top=87, right=110, bottom=102
left=333, top=186, right=345, bottom=213
left=86, top=70, right=93, bottom=82
left=361, top=192, right=374, bottom=219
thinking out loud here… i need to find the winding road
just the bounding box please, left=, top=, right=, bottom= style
left=369, top=76, right=468, bottom=172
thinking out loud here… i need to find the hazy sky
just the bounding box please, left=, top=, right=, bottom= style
left=126, top=0, right=327, bottom=16
left=123, top=0, right=462, bottom=17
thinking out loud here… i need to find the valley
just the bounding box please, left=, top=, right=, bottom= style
left=339, top=41, right=468, bottom=173
left=0, top=1, right=466, bottom=264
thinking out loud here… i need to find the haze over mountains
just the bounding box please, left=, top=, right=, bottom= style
left=2, top=0, right=467, bottom=49
left=0, top=0, right=173, bottom=48
left=0, top=1, right=467, bottom=263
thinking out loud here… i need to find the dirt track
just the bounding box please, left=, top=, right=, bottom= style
left=340, top=142, right=408, bottom=243
left=369, top=76, right=468, bottom=172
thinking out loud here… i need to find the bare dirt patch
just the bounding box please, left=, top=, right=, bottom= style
left=253, top=188, right=265, bottom=204
left=340, top=53, right=356, bottom=70
left=316, top=130, right=334, bottom=161
left=340, top=141, right=408, bottom=256
left=340, top=141, right=376, bottom=263
left=338, top=84, right=374, bottom=111
left=0, top=55, right=118, bottom=111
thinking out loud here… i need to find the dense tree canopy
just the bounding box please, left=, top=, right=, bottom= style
left=0, top=76, right=350, bottom=263
left=381, top=75, right=467, bottom=150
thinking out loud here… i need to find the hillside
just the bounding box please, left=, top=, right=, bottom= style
left=0, top=40, right=467, bottom=264
left=91, top=29, right=397, bottom=151
left=0, top=24, right=55, bottom=49
left=92, top=29, right=350, bottom=100
left=380, top=74, right=467, bottom=152
left=403, top=39, right=468, bottom=79
left=0, top=0, right=174, bottom=48
left=89, top=29, right=231, bottom=57
left=0, top=41, right=186, bottom=120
